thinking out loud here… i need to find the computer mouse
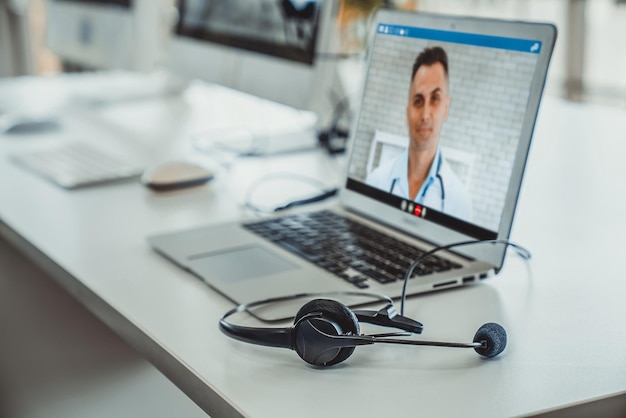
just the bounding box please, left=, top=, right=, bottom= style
left=141, top=161, right=214, bottom=191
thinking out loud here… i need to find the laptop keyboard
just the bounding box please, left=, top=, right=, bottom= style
left=243, top=210, right=462, bottom=289
left=12, top=142, right=144, bottom=189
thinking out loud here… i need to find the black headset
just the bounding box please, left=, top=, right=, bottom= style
left=219, top=292, right=507, bottom=368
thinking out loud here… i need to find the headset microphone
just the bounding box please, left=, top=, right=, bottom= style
left=372, top=322, right=506, bottom=358
left=471, top=322, right=507, bottom=358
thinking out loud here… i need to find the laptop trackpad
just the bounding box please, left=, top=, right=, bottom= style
left=188, top=245, right=298, bottom=283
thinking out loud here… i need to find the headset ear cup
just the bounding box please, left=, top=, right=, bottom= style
left=294, top=299, right=360, bottom=366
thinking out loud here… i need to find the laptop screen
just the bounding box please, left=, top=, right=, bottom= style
left=346, top=14, right=551, bottom=241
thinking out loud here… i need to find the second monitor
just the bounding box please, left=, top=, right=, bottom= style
left=168, top=0, right=345, bottom=128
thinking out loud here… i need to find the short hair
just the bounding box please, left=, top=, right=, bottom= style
left=411, top=46, right=449, bottom=84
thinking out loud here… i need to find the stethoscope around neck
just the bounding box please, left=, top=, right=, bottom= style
left=389, top=172, right=446, bottom=212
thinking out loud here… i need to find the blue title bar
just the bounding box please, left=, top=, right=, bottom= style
left=377, top=24, right=542, bottom=54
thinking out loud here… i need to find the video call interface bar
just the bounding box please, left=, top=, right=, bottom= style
left=376, top=23, right=542, bottom=54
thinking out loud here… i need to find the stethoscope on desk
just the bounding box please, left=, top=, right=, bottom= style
left=389, top=172, right=446, bottom=212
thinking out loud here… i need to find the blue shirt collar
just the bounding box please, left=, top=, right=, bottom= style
left=390, top=146, right=443, bottom=200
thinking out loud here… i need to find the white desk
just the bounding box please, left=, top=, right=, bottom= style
left=1, top=74, right=626, bottom=418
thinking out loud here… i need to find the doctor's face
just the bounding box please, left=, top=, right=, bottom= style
left=406, top=62, right=450, bottom=152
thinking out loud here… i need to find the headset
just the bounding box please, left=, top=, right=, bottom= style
left=220, top=292, right=506, bottom=368
left=220, top=239, right=528, bottom=368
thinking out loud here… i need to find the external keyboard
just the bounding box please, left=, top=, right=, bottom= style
left=12, top=142, right=144, bottom=189
left=244, top=210, right=462, bottom=289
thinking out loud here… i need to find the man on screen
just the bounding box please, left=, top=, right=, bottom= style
left=366, top=46, right=472, bottom=220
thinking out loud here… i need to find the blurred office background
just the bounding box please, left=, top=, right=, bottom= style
left=2, top=0, right=626, bottom=107
left=0, top=1, right=624, bottom=417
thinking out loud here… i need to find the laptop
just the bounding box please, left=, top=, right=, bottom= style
left=149, top=9, right=556, bottom=321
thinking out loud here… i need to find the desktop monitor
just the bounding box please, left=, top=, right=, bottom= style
left=46, top=0, right=166, bottom=71
left=167, top=0, right=344, bottom=126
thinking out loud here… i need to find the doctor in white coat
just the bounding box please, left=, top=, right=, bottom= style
left=366, top=46, right=472, bottom=221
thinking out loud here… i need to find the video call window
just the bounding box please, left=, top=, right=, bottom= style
left=176, top=0, right=322, bottom=65
left=347, top=24, right=541, bottom=236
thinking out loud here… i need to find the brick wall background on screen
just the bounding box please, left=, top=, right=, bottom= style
left=348, top=34, right=537, bottom=231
